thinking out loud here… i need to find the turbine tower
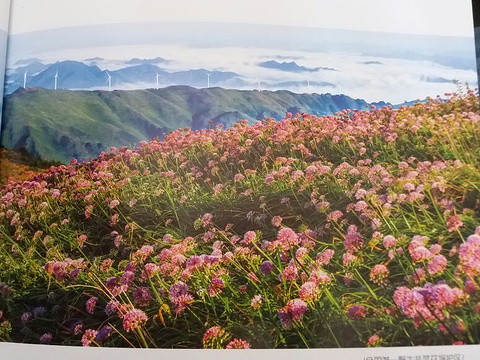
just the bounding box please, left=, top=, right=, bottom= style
left=257, top=73, right=261, bottom=92
left=23, top=70, right=28, bottom=89
left=106, top=72, right=112, bottom=91
left=156, top=72, right=160, bottom=90
left=206, top=73, right=211, bottom=89
left=54, top=70, right=58, bottom=90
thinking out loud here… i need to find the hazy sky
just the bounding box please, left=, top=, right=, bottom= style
left=8, top=0, right=475, bottom=37
left=0, top=0, right=10, bottom=32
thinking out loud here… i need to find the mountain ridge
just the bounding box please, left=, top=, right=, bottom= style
left=1, top=86, right=385, bottom=163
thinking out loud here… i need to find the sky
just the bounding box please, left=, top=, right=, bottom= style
left=7, top=0, right=476, bottom=37
left=0, top=0, right=10, bottom=32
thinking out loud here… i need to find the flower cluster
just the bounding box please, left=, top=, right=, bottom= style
left=0, top=92, right=479, bottom=348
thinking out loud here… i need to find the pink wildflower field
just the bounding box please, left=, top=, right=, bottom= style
left=0, top=91, right=479, bottom=348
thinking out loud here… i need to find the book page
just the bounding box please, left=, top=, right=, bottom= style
left=0, top=1, right=479, bottom=359
left=0, top=0, right=10, bottom=128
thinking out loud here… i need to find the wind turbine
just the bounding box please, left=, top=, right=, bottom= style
left=257, top=73, right=261, bottom=92
left=54, top=70, right=58, bottom=90
left=23, top=70, right=28, bottom=89
left=156, top=72, right=160, bottom=90
left=106, top=72, right=112, bottom=91
left=306, top=79, right=312, bottom=95
left=206, top=73, right=211, bottom=89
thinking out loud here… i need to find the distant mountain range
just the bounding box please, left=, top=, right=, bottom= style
left=360, top=61, right=383, bottom=65
left=4, top=60, right=243, bottom=94
left=1, top=86, right=388, bottom=163
left=4, top=59, right=343, bottom=95
left=126, top=57, right=167, bottom=65
left=259, top=60, right=336, bottom=73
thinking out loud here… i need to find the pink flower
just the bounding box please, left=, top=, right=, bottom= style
left=295, top=247, right=308, bottom=262
left=427, top=255, right=447, bottom=275
left=109, top=199, right=120, bottom=209
left=394, top=283, right=466, bottom=327
left=344, top=273, right=354, bottom=286
left=105, top=300, right=121, bottom=316
left=202, top=326, right=227, bottom=348
left=213, top=184, right=224, bottom=196
left=251, top=295, right=264, bottom=309
left=465, top=278, right=479, bottom=293
left=132, top=245, right=154, bottom=264
left=410, top=246, right=433, bottom=263
left=457, top=233, right=480, bottom=277
left=114, top=234, right=122, bottom=247
left=309, top=269, right=332, bottom=285
left=344, top=225, right=364, bottom=253
left=122, top=308, right=148, bottom=332
left=81, top=329, right=98, bottom=347
left=202, top=213, right=213, bottom=227
left=208, top=277, right=226, bottom=297
left=242, top=231, right=257, bottom=244
left=265, top=173, right=275, bottom=184
left=169, top=281, right=194, bottom=314
left=347, top=305, right=367, bottom=320
left=383, top=235, right=397, bottom=249
left=276, top=228, right=300, bottom=250
left=316, top=249, right=335, bottom=266
left=370, top=264, right=389, bottom=285
left=121, top=271, right=135, bottom=288
left=110, top=213, right=118, bottom=225
left=409, top=267, right=426, bottom=285
left=85, top=296, right=98, bottom=314
left=40, top=333, right=53, bottom=344
left=342, top=252, right=357, bottom=266
left=327, top=210, right=343, bottom=222
left=21, top=312, right=31, bottom=325
left=299, top=281, right=319, bottom=301
left=430, top=244, right=442, bottom=254
left=279, top=261, right=298, bottom=282
left=226, top=338, right=251, bottom=349
left=77, top=234, right=88, bottom=247
left=133, top=287, right=152, bottom=307
left=278, top=299, right=308, bottom=328
left=367, top=334, right=381, bottom=347
left=271, top=216, right=283, bottom=227
left=234, top=173, right=245, bottom=182
left=354, top=200, right=368, bottom=212
left=447, top=215, right=464, bottom=232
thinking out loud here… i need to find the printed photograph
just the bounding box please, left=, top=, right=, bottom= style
left=0, top=0, right=479, bottom=350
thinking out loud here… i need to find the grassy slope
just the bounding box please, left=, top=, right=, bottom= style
left=1, top=87, right=370, bottom=163
left=0, top=93, right=478, bottom=348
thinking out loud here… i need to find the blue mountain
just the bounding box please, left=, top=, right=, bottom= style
left=259, top=60, right=336, bottom=73
left=126, top=57, right=167, bottom=65
left=4, top=61, right=243, bottom=93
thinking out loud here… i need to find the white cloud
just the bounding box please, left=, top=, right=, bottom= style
left=16, top=43, right=477, bottom=103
